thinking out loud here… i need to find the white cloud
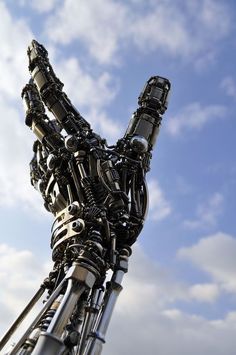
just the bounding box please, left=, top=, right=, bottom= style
left=0, top=94, right=46, bottom=213
left=0, top=2, right=47, bottom=213
left=53, top=56, right=122, bottom=142
left=175, top=176, right=193, bottom=195
left=103, top=243, right=235, bottom=355
left=162, top=308, right=182, bottom=320
left=117, top=244, right=188, bottom=310
left=129, top=0, right=230, bottom=63
left=183, top=192, right=224, bottom=229
left=46, top=0, right=128, bottom=64
left=54, top=57, right=118, bottom=110
left=0, top=93, right=47, bottom=215
left=20, top=0, right=57, bottom=13
left=178, top=232, right=236, bottom=293
left=116, top=245, right=222, bottom=314
left=166, top=102, right=227, bottom=136
left=45, top=0, right=231, bottom=65
left=189, top=283, right=220, bottom=303
left=148, top=179, right=172, bottom=221
left=220, top=76, right=236, bottom=100
left=105, top=308, right=235, bottom=355
left=0, top=244, right=51, bottom=335
left=0, top=2, right=33, bottom=99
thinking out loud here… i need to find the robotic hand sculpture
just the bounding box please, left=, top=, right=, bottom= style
left=0, top=40, right=171, bottom=355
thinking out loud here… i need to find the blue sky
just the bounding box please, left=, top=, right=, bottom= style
left=0, top=1, right=235, bottom=354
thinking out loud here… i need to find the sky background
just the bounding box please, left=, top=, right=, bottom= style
left=0, top=0, right=235, bottom=354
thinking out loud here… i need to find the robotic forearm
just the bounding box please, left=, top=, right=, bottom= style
left=0, top=40, right=171, bottom=355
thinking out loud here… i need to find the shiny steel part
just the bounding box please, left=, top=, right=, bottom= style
left=1, top=39, right=171, bottom=354
left=79, top=288, right=104, bottom=354
left=47, top=265, right=97, bottom=337
left=8, top=279, right=65, bottom=355
left=84, top=252, right=129, bottom=355
left=32, top=281, right=83, bottom=355
left=0, top=286, right=45, bottom=352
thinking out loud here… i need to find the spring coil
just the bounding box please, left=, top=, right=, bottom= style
left=82, top=178, right=96, bottom=206
left=39, top=308, right=57, bottom=332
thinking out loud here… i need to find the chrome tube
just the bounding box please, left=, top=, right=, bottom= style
left=46, top=279, right=85, bottom=337
left=84, top=269, right=125, bottom=355
left=0, top=286, right=45, bottom=352
left=79, top=288, right=104, bottom=354
left=9, top=279, right=65, bottom=355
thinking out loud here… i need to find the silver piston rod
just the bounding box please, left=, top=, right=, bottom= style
left=31, top=263, right=97, bottom=355
left=84, top=251, right=129, bottom=355
left=79, top=287, right=104, bottom=354
left=0, top=286, right=45, bottom=353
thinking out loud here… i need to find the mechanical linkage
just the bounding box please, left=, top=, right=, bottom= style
left=0, top=39, right=171, bottom=355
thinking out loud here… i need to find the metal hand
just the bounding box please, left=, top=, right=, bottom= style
left=0, top=39, right=171, bottom=355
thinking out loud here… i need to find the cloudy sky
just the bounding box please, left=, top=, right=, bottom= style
left=0, top=0, right=235, bottom=354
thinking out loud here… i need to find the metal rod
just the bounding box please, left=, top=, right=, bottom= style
left=83, top=269, right=125, bottom=355
left=0, top=286, right=45, bottom=352
left=47, top=279, right=85, bottom=337
left=79, top=288, right=103, bottom=354
left=9, top=278, right=65, bottom=355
